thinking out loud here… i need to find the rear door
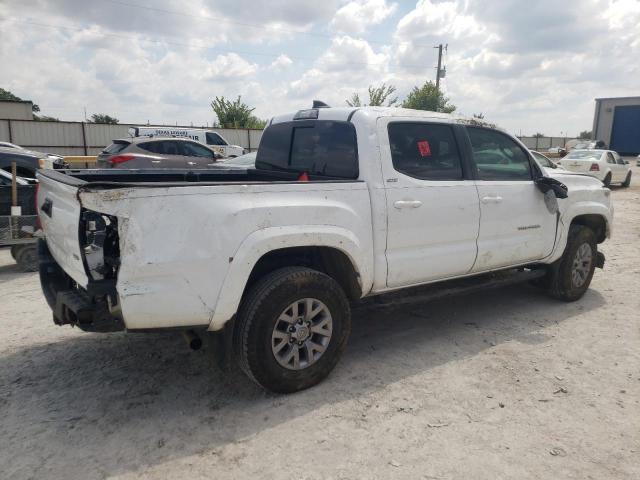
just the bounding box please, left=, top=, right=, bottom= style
left=380, top=119, right=480, bottom=287
left=611, top=152, right=627, bottom=182
left=138, top=140, right=185, bottom=168
left=466, top=126, right=557, bottom=272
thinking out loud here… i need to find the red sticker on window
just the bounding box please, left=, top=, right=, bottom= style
left=417, top=140, right=431, bottom=157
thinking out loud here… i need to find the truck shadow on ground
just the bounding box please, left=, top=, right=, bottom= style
left=1, top=285, right=606, bottom=479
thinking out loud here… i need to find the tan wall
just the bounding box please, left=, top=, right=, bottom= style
left=0, top=102, right=33, bottom=120
left=0, top=119, right=263, bottom=154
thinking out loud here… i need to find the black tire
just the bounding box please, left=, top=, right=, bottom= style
left=14, top=244, right=39, bottom=272
left=234, top=267, right=351, bottom=393
left=10, top=245, right=20, bottom=261
left=546, top=225, right=597, bottom=302
left=603, top=173, right=612, bottom=187
left=622, top=172, right=631, bottom=188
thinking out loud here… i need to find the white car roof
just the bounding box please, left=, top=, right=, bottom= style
left=270, top=106, right=474, bottom=128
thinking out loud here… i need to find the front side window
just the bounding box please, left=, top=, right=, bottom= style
left=531, top=151, right=554, bottom=168
left=181, top=141, right=213, bottom=157
left=467, top=127, right=532, bottom=180
left=388, top=122, right=463, bottom=180
left=206, top=132, right=226, bottom=146
left=607, top=153, right=615, bottom=164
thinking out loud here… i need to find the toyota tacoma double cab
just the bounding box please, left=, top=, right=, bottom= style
left=37, top=104, right=613, bottom=392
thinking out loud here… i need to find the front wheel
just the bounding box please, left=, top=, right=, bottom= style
left=547, top=225, right=597, bottom=302
left=234, top=267, right=351, bottom=393
left=622, top=172, right=631, bottom=188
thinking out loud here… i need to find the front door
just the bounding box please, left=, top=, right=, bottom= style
left=465, top=127, right=557, bottom=272
left=380, top=119, right=481, bottom=288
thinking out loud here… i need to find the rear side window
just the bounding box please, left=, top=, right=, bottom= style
left=256, top=120, right=358, bottom=179
left=467, top=127, right=532, bottom=181
left=139, top=141, right=180, bottom=155
left=206, top=132, right=226, bottom=146
left=103, top=141, right=129, bottom=154
left=388, top=123, right=463, bottom=180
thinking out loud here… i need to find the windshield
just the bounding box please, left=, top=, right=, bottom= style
left=565, top=150, right=602, bottom=160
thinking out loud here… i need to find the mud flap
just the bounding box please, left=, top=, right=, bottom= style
left=595, top=251, right=605, bottom=269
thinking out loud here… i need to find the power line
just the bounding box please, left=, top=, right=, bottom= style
left=2, top=16, right=432, bottom=71
left=101, top=0, right=431, bottom=48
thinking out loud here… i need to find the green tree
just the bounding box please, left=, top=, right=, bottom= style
left=210, top=95, right=266, bottom=129
left=346, top=83, right=398, bottom=107
left=0, top=87, right=40, bottom=112
left=472, top=112, right=485, bottom=119
left=34, top=115, right=59, bottom=122
left=578, top=130, right=592, bottom=140
left=401, top=81, right=456, bottom=113
left=533, top=132, right=545, bottom=138
left=87, top=113, right=119, bottom=124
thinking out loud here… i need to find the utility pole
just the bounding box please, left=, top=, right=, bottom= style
left=435, top=44, right=443, bottom=91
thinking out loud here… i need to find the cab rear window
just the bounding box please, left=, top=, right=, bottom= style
left=256, top=120, right=358, bottom=179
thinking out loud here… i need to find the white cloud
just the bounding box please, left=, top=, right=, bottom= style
left=270, top=54, right=293, bottom=70
left=1, top=0, right=639, bottom=135
left=330, top=0, right=397, bottom=35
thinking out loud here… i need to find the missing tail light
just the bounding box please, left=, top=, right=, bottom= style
left=80, top=210, right=120, bottom=281
left=590, top=163, right=600, bottom=171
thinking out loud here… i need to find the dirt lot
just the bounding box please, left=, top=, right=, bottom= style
left=1, top=168, right=639, bottom=480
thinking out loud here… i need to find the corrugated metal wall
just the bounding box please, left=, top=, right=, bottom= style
left=518, top=136, right=578, bottom=150
left=0, top=118, right=581, bottom=156
left=0, top=119, right=263, bottom=155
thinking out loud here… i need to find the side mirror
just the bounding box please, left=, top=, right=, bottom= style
left=535, top=176, right=568, bottom=199
left=624, top=160, right=629, bottom=165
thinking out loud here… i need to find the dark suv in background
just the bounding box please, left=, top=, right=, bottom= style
left=97, top=136, right=223, bottom=168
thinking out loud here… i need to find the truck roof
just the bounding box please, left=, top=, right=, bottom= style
left=270, top=106, right=467, bottom=127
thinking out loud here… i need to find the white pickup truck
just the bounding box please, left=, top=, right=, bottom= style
left=37, top=105, right=613, bottom=393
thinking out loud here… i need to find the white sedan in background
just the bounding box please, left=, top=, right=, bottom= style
left=558, top=149, right=631, bottom=187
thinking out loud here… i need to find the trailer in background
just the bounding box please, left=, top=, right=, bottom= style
left=0, top=162, right=39, bottom=271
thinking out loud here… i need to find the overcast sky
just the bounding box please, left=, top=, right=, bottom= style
left=1, top=0, right=638, bottom=136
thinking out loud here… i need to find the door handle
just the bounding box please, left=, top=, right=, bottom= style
left=151, top=160, right=161, bottom=164
left=394, top=200, right=422, bottom=209
left=481, top=195, right=503, bottom=204
left=187, top=161, right=197, bottom=166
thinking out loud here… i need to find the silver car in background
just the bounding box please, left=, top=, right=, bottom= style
left=97, top=136, right=223, bottom=169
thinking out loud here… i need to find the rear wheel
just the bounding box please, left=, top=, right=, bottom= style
left=546, top=225, right=597, bottom=302
left=234, top=267, right=351, bottom=393
left=603, top=173, right=612, bottom=187
left=622, top=172, right=631, bottom=188
left=14, top=244, right=38, bottom=272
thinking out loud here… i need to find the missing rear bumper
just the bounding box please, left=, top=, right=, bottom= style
left=39, top=239, right=124, bottom=332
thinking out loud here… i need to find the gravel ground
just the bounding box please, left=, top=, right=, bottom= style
left=1, top=168, right=639, bottom=480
